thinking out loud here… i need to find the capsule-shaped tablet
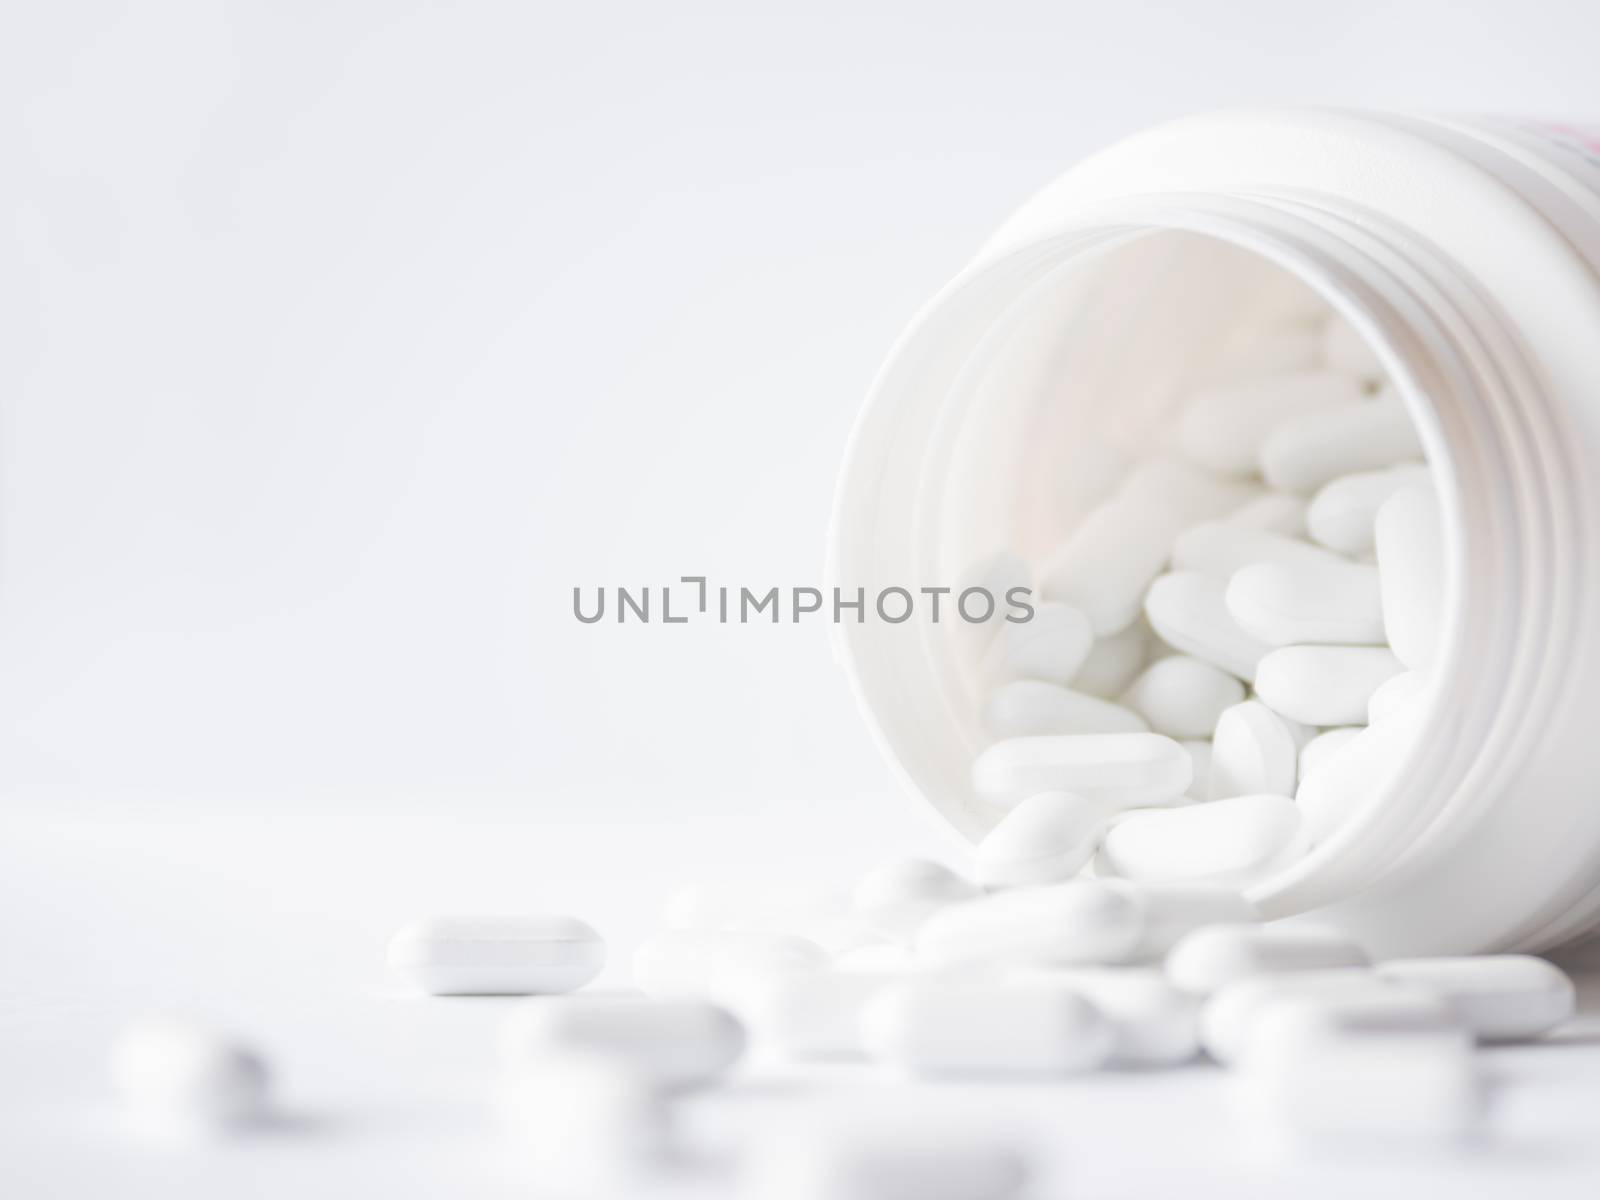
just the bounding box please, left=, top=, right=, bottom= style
left=916, top=880, right=1144, bottom=968
left=975, top=791, right=1108, bottom=889
left=1039, top=496, right=1178, bottom=635
left=1006, top=967, right=1200, bottom=1065
left=971, top=733, right=1192, bottom=809
left=1069, top=622, right=1149, bottom=698
left=1227, top=491, right=1309, bottom=536
left=1166, top=924, right=1369, bottom=994
left=853, top=859, right=979, bottom=943
left=1297, top=726, right=1361, bottom=781
left=1259, top=395, right=1424, bottom=494
left=110, top=1018, right=271, bottom=1136
left=982, top=680, right=1148, bottom=738
left=985, top=601, right=1094, bottom=685
left=501, top=997, right=746, bottom=1089
left=1373, top=955, right=1576, bottom=1042
left=1120, top=654, right=1245, bottom=739
left=1306, top=464, right=1430, bottom=555
left=1235, top=990, right=1482, bottom=1157
left=387, top=915, right=605, bottom=996
left=1295, top=711, right=1425, bottom=844
left=1225, top=559, right=1385, bottom=646
left=1208, top=700, right=1303, bottom=800
left=1201, top=969, right=1420, bottom=1064
left=1098, top=795, right=1307, bottom=887
left=1254, top=644, right=1403, bottom=726
left=1321, top=315, right=1386, bottom=381
left=861, top=981, right=1115, bottom=1075
left=1143, top=571, right=1273, bottom=682
left=1374, top=479, right=1446, bottom=669
left=1171, top=522, right=1347, bottom=581
left=1118, top=880, right=1261, bottom=959
left=1176, top=370, right=1364, bottom=477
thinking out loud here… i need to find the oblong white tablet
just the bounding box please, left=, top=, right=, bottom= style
left=1176, top=370, right=1364, bottom=477
left=1097, top=795, right=1307, bottom=887
left=1374, top=479, right=1446, bottom=669
left=1208, top=700, right=1302, bottom=800
left=975, top=791, right=1108, bottom=889
left=388, top=915, right=606, bottom=996
left=1225, top=559, right=1385, bottom=646
left=1200, top=969, right=1419, bottom=1064
left=1373, top=955, right=1575, bottom=1042
left=916, top=880, right=1144, bottom=968
left=983, top=680, right=1148, bottom=738
left=501, top=997, right=746, bottom=1089
left=1165, top=924, right=1369, bottom=994
left=1306, top=464, right=1430, bottom=555
left=861, top=981, right=1115, bottom=1075
left=1297, top=726, right=1361, bottom=782
left=1120, top=654, right=1245, bottom=739
left=1295, top=711, right=1425, bottom=844
left=971, top=733, right=1193, bottom=809
left=1259, top=395, right=1424, bottom=494
left=1143, top=571, right=1273, bottom=682
left=1253, top=644, right=1403, bottom=726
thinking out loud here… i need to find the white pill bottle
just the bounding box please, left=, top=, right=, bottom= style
left=829, top=109, right=1600, bottom=958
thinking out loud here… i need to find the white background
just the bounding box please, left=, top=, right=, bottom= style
left=6, top=4, right=1600, bottom=1195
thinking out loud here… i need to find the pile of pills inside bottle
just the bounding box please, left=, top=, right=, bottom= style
left=967, top=300, right=1442, bottom=889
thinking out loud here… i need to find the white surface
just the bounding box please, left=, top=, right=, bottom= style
left=4, top=818, right=1600, bottom=1197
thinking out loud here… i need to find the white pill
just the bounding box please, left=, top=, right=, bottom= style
left=1208, top=700, right=1302, bottom=800
left=736, top=970, right=915, bottom=1059
left=1166, top=924, right=1369, bottom=994
left=1172, top=522, right=1348, bottom=581
left=1320, top=314, right=1386, bottom=381
left=1235, top=992, right=1482, bottom=1155
left=1295, top=711, right=1424, bottom=843
left=1098, top=795, right=1307, bottom=887
left=1374, top=955, right=1576, bottom=1041
left=387, top=915, right=605, bottom=996
left=986, top=601, right=1093, bottom=684
left=1115, top=455, right=1261, bottom=521
left=1254, top=644, right=1403, bottom=726
left=1069, top=622, right=1149, bottom=698
left=1143, top=571, right=1273, bottom=681
left=1006, top=967, right=1200, bottom=1065
left=1227, top=491, right=1308, bottom=536
left=1177, top=370, right=1364, bottom=477
left=497, top=1054, right=672, bottom=1188
left=1297, top=726, right=1361, bottom=781
left=1367, top=670, right=1430, bottom=723
left=861, top=981, right=1114, bottom=1075
left=1259, top=395, right=1424, bottom=494
left=501, top=997, right=745, bottom=1089
left=853, top=859, right=979, bottom=943
left=982, top=680, right=1147, bottom=738
left=1039, top=496, right=1178, bottom=634
left=1179, top=740, right=1212, bottom=799
left=1120, top=654, right=1245, bottom=739
left=1375, top=479, right=1446, bottom=669
left=1119, top=880, right=1260, bottom=959
left=1201, top=969, right=1419, bottom=1064
left=1306, top=464, right=1430, bottom=555
left=746, top=1119, right=1029, bottom=1200
left=1225, top=559, right=1385, bottom=646
left=916, top=880, right=1144, bottom=968
left=971, top=733, right=1192, bottom=809
left=976, top=791, right=1107, bottom=889
left=110, top=1018, right=270, bottom=1136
